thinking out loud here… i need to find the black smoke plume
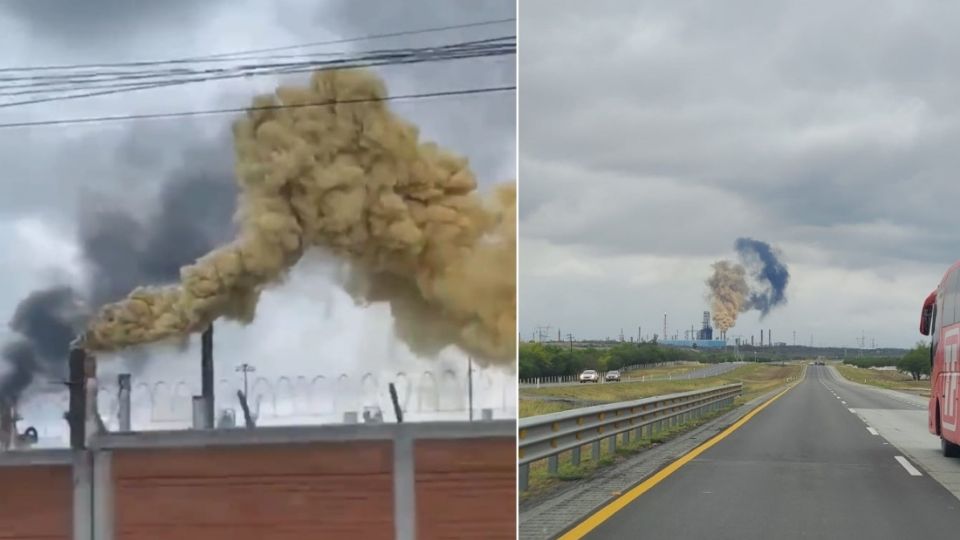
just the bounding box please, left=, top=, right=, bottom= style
left=735, top=237, right=790, bottom=316
left=0, top=143, right=236, bottom=403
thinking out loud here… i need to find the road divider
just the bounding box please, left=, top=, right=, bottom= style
left=517, top=383, right=742, bottom=492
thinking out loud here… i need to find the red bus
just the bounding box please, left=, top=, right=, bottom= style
left=920, top=261, right=960, bottom=456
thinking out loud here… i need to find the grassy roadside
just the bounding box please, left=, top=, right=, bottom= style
left=520, top=363, right=801, bottom=418
left=834, top=364, right=930, bottom=397
left=519, top=363, right=803, bottom=502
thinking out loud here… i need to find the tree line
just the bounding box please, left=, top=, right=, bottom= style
left=519, top=342, right=772, bottom=379
left=842, top=343, right=931, bottom=381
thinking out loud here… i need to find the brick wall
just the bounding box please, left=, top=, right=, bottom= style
left=414, top=438, right=516, bottom=539
left=0, top=465, right=72, bottom=540
left=112, top=441, right=395, bottom=540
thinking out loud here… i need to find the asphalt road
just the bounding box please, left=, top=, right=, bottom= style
left=577, top=364, right=960, bottom=540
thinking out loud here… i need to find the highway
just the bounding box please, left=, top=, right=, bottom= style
left=568, top=364, right=960, bottom=540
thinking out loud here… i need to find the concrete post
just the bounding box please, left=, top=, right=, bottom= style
left=519, top=463, right=529, bottom=491
left=117, top=374, right=131, bottom=432
left=548, top=454, right=558, bottom=474
left=192, top=396, right=210, bottom=429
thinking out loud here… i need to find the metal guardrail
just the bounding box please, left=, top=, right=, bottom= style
left=516, top=383, right=742, bottom=491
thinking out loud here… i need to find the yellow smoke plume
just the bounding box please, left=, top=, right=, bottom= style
left=83, top=69, right=516, bottom=365
left=706, top=261, right=749, bottom=332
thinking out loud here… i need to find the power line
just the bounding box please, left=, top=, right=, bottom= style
left=0, top=17, right=516, bottom=73
left=0, top=37, right=515, bottom=108
left=0, top=84, right=515, bottom=130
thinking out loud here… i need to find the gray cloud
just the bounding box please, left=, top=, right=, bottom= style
left=520, top=0, right=960, bottom=347
left=0, top=0, right=225, bottom=48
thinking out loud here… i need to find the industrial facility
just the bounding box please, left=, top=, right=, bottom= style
left=662, top=311, right=728, bottom=349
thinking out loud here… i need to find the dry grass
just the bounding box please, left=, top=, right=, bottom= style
left=835, top=364, right=930, bottom=397
left=519, top=363, right=801, bottom=417
left=519, top=399, right=579, bottom=417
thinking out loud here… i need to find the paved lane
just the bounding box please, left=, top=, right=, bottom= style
left=577, top=365, right=960, bottom=540
left=820, top=366, right=960, bottom=500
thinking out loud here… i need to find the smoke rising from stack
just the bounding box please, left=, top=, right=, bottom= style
left=0, top=144, right=236, bottom=404
left=706, top=238, right=790, bottom=332
left=84, top=69, right=516, bottom=365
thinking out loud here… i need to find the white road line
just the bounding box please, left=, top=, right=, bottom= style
left=841, top=401, right=847, bottom=405
left=866, top=427, right=879, bottom=435
left=849, top=408, right=856, bottom=414
left=895, top=456, right=923, bottom=476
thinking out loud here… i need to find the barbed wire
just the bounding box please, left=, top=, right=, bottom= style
left=11, top=367, right=516, bottom=443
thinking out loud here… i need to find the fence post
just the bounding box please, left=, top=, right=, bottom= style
left=117, top=374, right=131, bottom=432
left=571, top=446, right=581, bottom=466
left=192, top=396, right=210, bottom=429
left=548, top=454, right=558, bottom=474
left=592, top=440, right=601, bottom=461
left=519, top=463, right=529, bottom=491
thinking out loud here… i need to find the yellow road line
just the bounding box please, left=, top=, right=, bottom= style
left=558, top=376, right=803, bottom=539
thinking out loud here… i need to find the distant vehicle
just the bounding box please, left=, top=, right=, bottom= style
left=605, top=370, right=621, bottom=382
left=920, top=261, right=960, bottom=456
left=579, top=370, right=599, bottom=383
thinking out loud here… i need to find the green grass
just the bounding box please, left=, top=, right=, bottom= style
left=834, top=364, right=930, bottom=396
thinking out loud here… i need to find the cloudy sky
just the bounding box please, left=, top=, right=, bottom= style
left=519, top=0, right=959, bottom=350
left=0, top=0, right=516, bottom=430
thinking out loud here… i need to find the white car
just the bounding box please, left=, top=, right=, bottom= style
left=579, top=369, right=599, bottom=383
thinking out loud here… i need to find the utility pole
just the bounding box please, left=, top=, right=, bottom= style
left=663, top=313, right=667, bottom=344
left=638, top=326, right=642, bottom=343
left=235, top=363, right=256, bottom=398
left=535, top=325, right=552, bottom=343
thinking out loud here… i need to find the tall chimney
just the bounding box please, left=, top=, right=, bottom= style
left=201, top=324, right=215, bottom=428
left=768, top=329, right=772, bottom=346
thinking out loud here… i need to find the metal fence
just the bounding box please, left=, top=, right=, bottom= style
left=516, top=383, right=742, bottom=491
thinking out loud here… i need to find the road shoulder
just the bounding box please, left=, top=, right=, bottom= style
left=828, top=365, right=960, bottom=501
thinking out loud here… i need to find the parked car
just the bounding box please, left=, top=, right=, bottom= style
left=605, top=370, right=621, bottom=382
left=579, top=369, right=599, bottom=383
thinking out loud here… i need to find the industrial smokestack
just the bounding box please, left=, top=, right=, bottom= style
left=768, top=329, right=772, bottom=347
left=201, top=324, right=214, bottom=428
left=0, top=399, right=14, bottom=451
